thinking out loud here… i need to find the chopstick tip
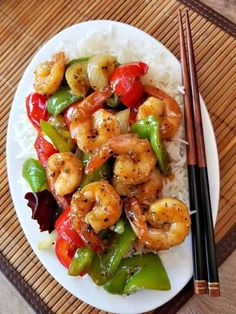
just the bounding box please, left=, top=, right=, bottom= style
left=185, top=9, right=190, bottom=21
left=178, top=9, right=182, bottom=21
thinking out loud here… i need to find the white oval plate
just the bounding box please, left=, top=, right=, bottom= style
left=7, top=21, right=219, bottom=314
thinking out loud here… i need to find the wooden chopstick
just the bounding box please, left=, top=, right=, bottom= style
left=178, top=10, right=207, bottom=296
left=185, top=10, right=220, bottom=297
left=178, top=10, right=220, bottom=296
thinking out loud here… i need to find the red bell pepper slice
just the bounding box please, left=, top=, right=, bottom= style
left=63, top=103, right=79, bottom=129
left=34, top=133, right=58, bottom=168
left=26, top=93, right=49, bottom=130
left=55, top=206, right=85, bottom=269
left=55, top=206, right=84, bottom=248
left=110, top=62, right=148, bottom=108
left=55, top=237, right=77, bottom=269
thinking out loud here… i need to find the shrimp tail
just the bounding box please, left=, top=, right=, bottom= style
left=72, top=215, right=104, bottom=252
left=124, top=197, right=146, bottom=235
left=85, top=145, right=112, bottom=174
left=54, top=193, right=71, bottom=210
left=144, top=85, right=166, bottom=100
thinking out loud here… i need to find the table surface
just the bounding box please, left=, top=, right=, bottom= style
left=1, top=0, right=235, bottom=313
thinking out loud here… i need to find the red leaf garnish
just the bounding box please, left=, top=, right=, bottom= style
left=25, top=190, right=58, bottom=233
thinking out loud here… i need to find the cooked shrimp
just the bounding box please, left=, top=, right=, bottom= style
left=46, top=152, right=83, bottom=197
left=125, top=197, right=191, bottom=250
left=86, top=134, right=157, bottom=185
left=70, top=181, right=122, bottom=252
left=33, top=52, right=65, bottom=95
left=70, top=90, right=120, bottom=153
left=137, top=85, right=181, bottom=139
left=112, top=168, right=163, bottom=204
left=73, top=108, right=120, bottom=153
left=138, top=168, right=163, bottom=204
left=112, top=175, right=139, bottom=198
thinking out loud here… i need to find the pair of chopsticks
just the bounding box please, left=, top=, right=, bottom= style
left=178, top=11, right=220, bottom=297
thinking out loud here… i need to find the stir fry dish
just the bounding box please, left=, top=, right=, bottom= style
left=23, top=52, right=191, bottom=295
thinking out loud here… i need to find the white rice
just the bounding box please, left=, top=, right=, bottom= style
left=15, top=29, right=189, bottom=207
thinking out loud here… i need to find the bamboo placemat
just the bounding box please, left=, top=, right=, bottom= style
left=0, top=0, right=235, bottom=313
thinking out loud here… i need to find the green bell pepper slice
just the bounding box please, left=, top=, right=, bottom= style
left=124, top=254, right=171, bottom=293
left=88, top=252, right=108, bottom=285
left=48, top=115, right=70, bottom=139
left=68, top=247, right=94, bottom=276
left=131, top=115, right=170, bottom=175
left=79, top=153, right=111, bottom=189
left=104, top=253, right=171, bottom=294
left=40, top=120, right=72, bottom=152
left=47, top=86, right=82, bottom=115
left=48, top=115, right=75, bottom=151
left=53, top=127, right=71, bottom=140
left=22, top=158, right=46, bottom=192
left=103, top=267, right=127, bottom=294
left=88, top=221, right=136, bottom=285
left=104, top=221, right=136, bottom=278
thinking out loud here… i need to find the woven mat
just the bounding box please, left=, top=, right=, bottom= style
left=0, top=0, right=235, bottom=313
